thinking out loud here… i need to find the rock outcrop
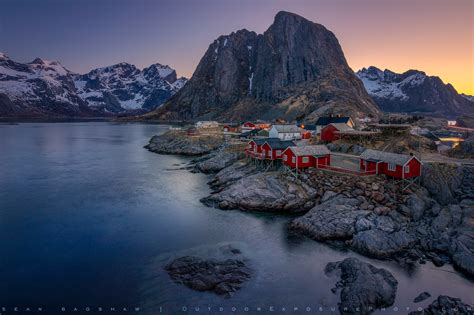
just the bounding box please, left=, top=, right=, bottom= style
left=409, top=295, right=473, bottom=315
left=195, top=151, right=240, bottom=174
left=287, top=167, right=474, bottom=277
left=420, top=163, right=464, bottom=205
left=164, top=247, right=251, bottom=298
left=145, top=130, right=224, bottom=155
left=201, top=171, right=317, bottom=213
left=148, top=11, right=380, bottom=122
left=325, top=258, right=398, bottom=315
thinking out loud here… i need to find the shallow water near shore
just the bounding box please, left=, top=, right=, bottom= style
left=0, top=122, right=472, bottom=314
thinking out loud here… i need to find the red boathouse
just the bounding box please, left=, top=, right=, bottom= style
left=359, top=149, right=422, bottom=179
left=246, top=138, right=267, bottom=158
left=320, top=123, right=353, bottom=142
left=261, top=138, right=295, bottom=160
left=282, top=145, right=331, bottom=169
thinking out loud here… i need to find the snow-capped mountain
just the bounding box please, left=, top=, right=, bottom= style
left=0, top=53, right=187, bottom=117
left=356, top=66, right=473, bottom=117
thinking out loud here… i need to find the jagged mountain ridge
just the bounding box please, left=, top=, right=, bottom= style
left=356, top=66, right=474, bottom=117
left=147, top=11, right=380, bottom=122
left=0, top=53, right=187, bottom=117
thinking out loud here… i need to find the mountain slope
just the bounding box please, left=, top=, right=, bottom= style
left=0, top=53, right=187, bottom=117
left=356, top=66, right=474, bottom=117
left=148, top=11, right=380, bottom=122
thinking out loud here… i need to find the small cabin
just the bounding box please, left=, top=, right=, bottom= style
left=315, top=116, right=354, bottom=134
left=261, top=138, right=296, bottom=160
left=282, top=145, right=331, bottom=169
left=320, top=123, right=354, bottom=142
left=269, top=124, right=302, bottom=141
left=359, top=149, right=422, bottom=179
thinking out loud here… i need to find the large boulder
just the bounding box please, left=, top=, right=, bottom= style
left=351, top=229, right=416, bottom=258
left=290, top=196, right=369, bottom=240
left=196, top=151, right=240, bottom=173
left=325, top=258, right=398, bottom=315
left=421, top=163, right=464, bottom=205
left=164, top=255, right=251, bottom=297
left=201, top=172, right=317, bottom=212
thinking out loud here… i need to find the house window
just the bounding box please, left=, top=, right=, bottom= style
left=283, top=155, right=288, bottom=161
left=302, top=157, right=309, bottom=163
left=404, top=165, right=410, bottom=173
left=388, top=163, right=396, bottom=171
left=292, top=157, right=296, bottom=163
left=276, top=150, right=281, bottom=156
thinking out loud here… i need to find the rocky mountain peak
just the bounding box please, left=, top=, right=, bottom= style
left=150, top=11, right=379, bottom=122
left=143, top=63, right=176, bottom=83
left=356, top=66, right=474, bottom=117
left=0, top=52, right=9, bottom=60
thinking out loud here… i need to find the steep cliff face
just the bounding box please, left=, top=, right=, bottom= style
left=357, top=66, right=474, bottom=118
left=150, top=11, right=380, bottom=122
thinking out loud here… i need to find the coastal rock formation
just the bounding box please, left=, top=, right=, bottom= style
left=195, top=151, right=240, bottom=173
left=409, top=295, right=473, bottom=315
left=325, top=258, right=398, bottom=315
left=145, top=130, right=224, bottom=155
left=420, top=163, right=464, bottom=205
left=413, top=292, right=431, bottom=303
left=201, top=171, right=317, bottom=213
left=164, top=255, right=251, bottom=297
left=287, top=166, right=474, bottom=277
left=148, top=11, right=380, bottom=122
left=357, top=66, right=474, bottom=117
left=207, top=161, right=258, bottom=190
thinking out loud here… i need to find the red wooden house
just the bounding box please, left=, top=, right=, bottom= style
left=320, top=123, right=353, bottom=142
left=282, top=145, right=331, bottom=169
left=245, top=138, right=267, bottom=158
left=261, top=138, right=295, bottom=160
left=359, top=149, right=422, bottom=179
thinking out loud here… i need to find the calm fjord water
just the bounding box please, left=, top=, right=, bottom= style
left=0, top=123, right=472, bottom=314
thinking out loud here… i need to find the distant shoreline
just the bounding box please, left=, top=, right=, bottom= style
left=0, top=116, right=183, bottom=124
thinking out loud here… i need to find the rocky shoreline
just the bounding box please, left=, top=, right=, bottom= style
left=147, top=131, right=474, bottom=309
left=145, top=130, right=225, bottom=155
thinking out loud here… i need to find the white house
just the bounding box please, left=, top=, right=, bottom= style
left=447, top=120, right=457, bottom=126
left=269, top=124, right=302, bottom=140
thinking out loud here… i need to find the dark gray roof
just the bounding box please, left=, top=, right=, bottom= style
left=360, top=149, right=418, bottom=165
left=264, top=138, right=295, bottom=149
left=315, top=116, right=351, bottom=126
left=288, top=145, right=330, bottom=156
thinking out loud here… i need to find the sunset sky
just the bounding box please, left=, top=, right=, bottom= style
left=1, top=0, right=473, bottom=94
